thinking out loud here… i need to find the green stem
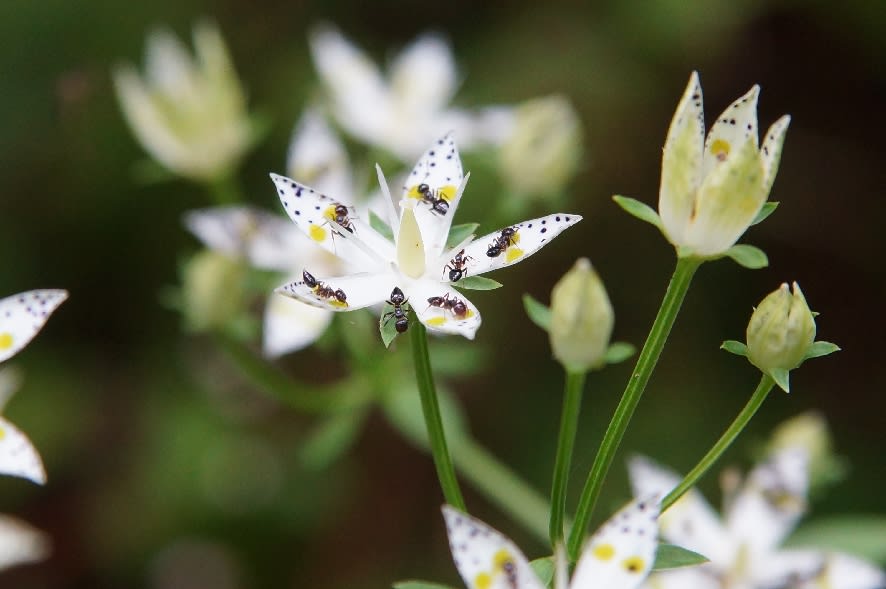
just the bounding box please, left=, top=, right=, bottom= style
left=550, top=370, right=586, bottom=546
left=454, top=438, right=551, bottom=545
left=410, top=321, right=466, bottom=510
left=662, top=374, right=775, bottom=510
left=212, top=332, right=372, bottom=413
left=567, top=256, right=701, bottom=560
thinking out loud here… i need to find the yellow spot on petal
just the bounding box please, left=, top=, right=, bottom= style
left=505, top=248, right=524, bottom=263
left=474, top=572, right=491, bottom=589
left=0, top=333, right=13, bottom=350
left=622, top=556, right=646, bottom=574
left=493, top=549, right=512, bottom=570
left=439, top=185, right=457, bottom=202
left=309, top=225, right=328, bottom=242
left=407, top=185, right=423, bottom=200
left=426, top=316, right=447, bottom=326
left=465, top=309, right=475, bottom=318
left=0, top=427, right=5, bottom=440
left=330, top=300, right=349, bottom=308
left=710, top=138, right=731, bottom=161
left=322, top=205, right=338, bottom=222
left=592, top=543, right=615, bottom=561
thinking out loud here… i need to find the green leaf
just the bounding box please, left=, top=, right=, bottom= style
left=393, top=581, right=458, bottom=589
left=652, top=544, right=709, bottom=570
left=724, top=244, right=769, bottom=269
left=370, top=211, right=394, bottom=242
left=750, top=201, right=779, bottom=225
left=612, top=195, right=663, bottom=231
left=804, top=341, right=841, bottom=360
left=454, top=276, right=502, bottom=290
left=605, top=341, right=636, bottom=364
left=522, top=294, right=551, bottom=331
left=446, top=223, right=479, bottom=248
left=786, top=516, right=886, bottom=564
left=381, top=383, right=469, bottom=451
left=720, top=340, right=749, bottom=357
left=770, top=367, right=791, bottom=393
left=298, top=410, right=366, bottom=470
left=379, top=301, right=409, bottom=348
left=529, top=556, right=554, bottom=585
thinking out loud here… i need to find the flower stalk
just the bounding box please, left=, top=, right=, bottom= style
left=550, top=369, right=585, bottom=546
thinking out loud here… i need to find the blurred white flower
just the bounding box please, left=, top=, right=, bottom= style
left=0, top=514, right=50, bottom=571
left=309, top=24, right=514, bottom=161
left=113, top=21, right=254, bottom=182
left=443, top=497, right=660, bottom=589
left=629, top=451, right=886, bottom=589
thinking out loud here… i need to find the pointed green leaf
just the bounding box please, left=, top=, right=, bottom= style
left=721, top=340, right=749, bottom=357
left=770, top=367, right=790, bottom=393
left=724, top=244, right=769, bottom=269
left=786, top=516, right=886, bottom=564
left=804, top=341, right=841, bottom=360
left=529, top=557, right=554, bottom=585
left=613, top=195, right=663, bottom=231
left=446, top=223, right=479, bottom=248
left=393, top=582, right=458, bottom=589
left=298, top=410, right=366, bottom=470
left=370, top=210, right=394, bottom=242
left=750, top=201, right=779, bottom=225
left=605, top=341, right=636, bottom=364
left=652, top=544, right=709, bottom=570
left=522, top=294, right=551, bottom=331
left=454, top=276, right=502, bottom=290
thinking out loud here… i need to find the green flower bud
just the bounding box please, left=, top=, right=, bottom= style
left=746, top=282, right=815, bottom=389
left=549, top=258, right=613, bottom=373
left=499, top=95, right=582, bottom=200
left=182, top=250, right=245, bottom=331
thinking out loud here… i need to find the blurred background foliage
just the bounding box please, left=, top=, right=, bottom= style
left=0, top=0, right=883, bottom=587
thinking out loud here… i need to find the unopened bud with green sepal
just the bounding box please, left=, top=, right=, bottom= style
left=721, top=282, right=839, bottom=392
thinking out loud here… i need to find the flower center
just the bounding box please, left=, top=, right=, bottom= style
left=397, top=205, right=426, bottom=279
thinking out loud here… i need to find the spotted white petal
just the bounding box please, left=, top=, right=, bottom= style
left=460, top=214, right=582, bottom=277
left=0, top=290, right=68, bottom=364
left=0, top=416, right=45, bottom=485
left=760, top=115, right=791, bottom=195
left=0, top=515, right=49, bottom=571
left=276, top=271, right=396, bottom=312
left=286, top=108, right=354, bottom=199
left=442, top=505, right=545, bottom=589
left=409, top=280, right=481, bottom=340
left=725, top=447, right=808, bottom=557
left=262, top=293, right=334, bottom=358
left=390, top=33, right=457, bottom=118
left=570, top=497, right=660, bottom=589
left=270, top=173, right=394, bottom=268
left=701, top=85, right=759, bottom=179
left=659, top=71, right=705, bottom=245
left=627, top=456, right=732, bottom=565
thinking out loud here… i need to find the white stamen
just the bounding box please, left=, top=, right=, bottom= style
left=375, top=164, right=400, bottom=237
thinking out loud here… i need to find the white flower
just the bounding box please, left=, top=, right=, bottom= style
left=0, top=290, right=67, bottom=484
left=443, top=497, right=660, bottom=589
left=113, top=21, right=253, bottom=182
left=659, top=72, right=790, bottom=257
left=0, top=514, right=50, bottom=571
left=309, top=25, right=514, bottom=161
left=629, top=452, right=886, bottom=589
left=270, top=133, right=582, bottom=340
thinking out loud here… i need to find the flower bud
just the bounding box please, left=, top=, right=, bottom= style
left=499, top=95, right=582, bottom=200
left=549, top=258, right=613, bottom=373
left=182, top=250, right=245, bottom=331
left=746, top=282, right=815, bottom=385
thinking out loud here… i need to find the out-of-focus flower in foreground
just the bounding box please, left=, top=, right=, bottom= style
left=309, top=25, right=513, bottom=161
left=113, top=21, right=254, bottom=183
left=658, top=72, right=790, bottom=258
left=270, top=133, right=581, bottom=340
left=0, top=514, right=49, bottom=572
left=629, top=451, right=886, bottom=589
left=443, top=497, right=660, bottom=589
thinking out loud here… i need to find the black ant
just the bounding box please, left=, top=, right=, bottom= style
left=383, top=287, right=409, bottom=333
left=443, top=249, right=474, bottom=282
left=330, top=203, right=355, bottom=234
left=302, top=270, right=347, bottom=305
left=426, top=293, right=468, bottom=319
left=486, top=226, right=518, bottom=258
left=417, top=183, right=449, bottom=216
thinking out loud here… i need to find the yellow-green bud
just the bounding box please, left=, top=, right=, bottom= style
left=499, top=95, right=582, bottom=199
left=549, top=258, right=613, bottom=373
left=182, top=250, right=245, bottom=331
left=746, top=282, right=815, bottom=377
